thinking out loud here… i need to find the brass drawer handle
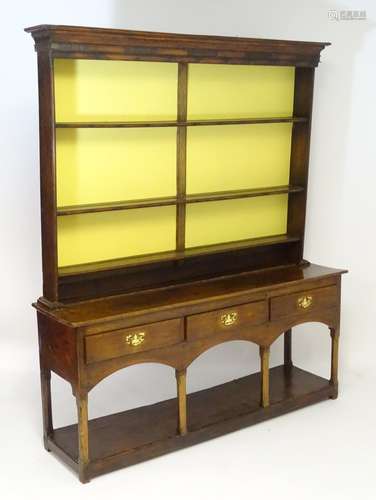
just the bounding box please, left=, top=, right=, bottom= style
left=125, top=332, right=146, bottom=347
left=297, top=295, right=313, bottom=310
left=220, top=312, right=238, bottom=326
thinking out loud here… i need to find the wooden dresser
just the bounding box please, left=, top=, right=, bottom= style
left=26, top=25, right=346, bottom=482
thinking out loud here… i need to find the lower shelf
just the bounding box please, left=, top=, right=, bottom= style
left=50, top=366, right=336, bottom=479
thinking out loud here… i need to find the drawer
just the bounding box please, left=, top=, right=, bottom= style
left=270, top=285, right=338, bottom=321
left=85, top=318, right=183, bottom=364
left=186, top=301, right=268, bottom=341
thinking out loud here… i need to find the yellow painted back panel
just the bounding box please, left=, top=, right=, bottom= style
left=185, top=195, right=288, bottom=248
left=187, top=64, right=294, bottom=119
left=54, top=60, right=294, bottom=266
left=54, top=59, right=178, bottom=267
left=56, top=128, right=176, bottom=206
left=187, top=123, right=292, bottom=194
left=57, top=206, right=176, bottom=267
left=54, top=59, right=178, bottom=121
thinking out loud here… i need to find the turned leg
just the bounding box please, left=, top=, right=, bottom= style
left=284, top=329, right=293, bottom=371
left=175, top=368, right=187, bottom=435
left=76, top=392, right=89, bottom=483
left=259, top=346, right=270, bottom=408
left=40, top=366, right=53, bottom=451
left=330, top=327, right=340, bottom=399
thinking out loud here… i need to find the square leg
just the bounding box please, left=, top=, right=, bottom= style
left=76, top=393, right=90, bottom=483
left=330, top=327, right=340, bottom=399
left=284, top=329, right=293, bottom=371
left=175, top=368, right=188, bottom=435
left=259, top=346, right=270, bottom=408
left=40, top=366, right=53, bottom=451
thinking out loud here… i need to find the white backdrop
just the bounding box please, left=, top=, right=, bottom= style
left=1, top=1, right=375, bottom=499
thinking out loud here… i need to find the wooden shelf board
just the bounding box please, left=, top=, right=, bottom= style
left=57, top=196, right=178, bottom=216
left=55, top=116, right=308, bottom=129
left=58, top=234, right=300, bottom=277
left=50, top=366, right=334, bottom=479
left=186, top=185, right=304, bottom=204
left=57, top=185, right=304, bottom=216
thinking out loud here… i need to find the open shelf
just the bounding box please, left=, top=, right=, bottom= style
left=57, top=185, right=304, bottom=216
left=55, top=116, right=308, bottom=129
left=58, top=233, right=300, bottom=277
left=54, top=62, right=300, bottom=288
left=51, top=366, right=333, bottom=476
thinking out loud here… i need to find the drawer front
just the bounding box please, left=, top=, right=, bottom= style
left=186, top=301, right=268, bottom=341
left=85, top=318, right=183, bottom=364
left=270, top=285, right=338, bottom=321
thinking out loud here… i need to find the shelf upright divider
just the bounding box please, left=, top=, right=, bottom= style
left=176, top=63, right=189, bottom=252
left=287, top=67, right=315, bottom=261
left=37, top=51, right=59, bottom=302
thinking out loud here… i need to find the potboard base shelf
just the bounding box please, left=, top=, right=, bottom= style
left=50, top=366, right=335, bottom=481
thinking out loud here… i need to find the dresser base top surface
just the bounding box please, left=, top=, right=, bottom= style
left=34, top=262, right=346, bottom=328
